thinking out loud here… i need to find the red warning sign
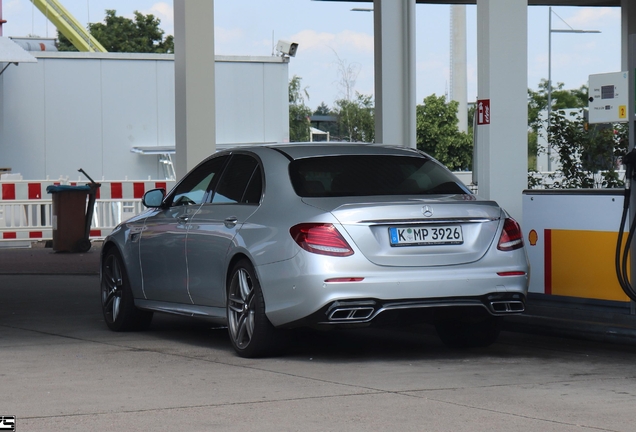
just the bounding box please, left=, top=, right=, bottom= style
left=477, top=99, right=491, bottom=125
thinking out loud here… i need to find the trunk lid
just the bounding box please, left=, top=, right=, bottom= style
left=303, top=196, right=502, bottom=267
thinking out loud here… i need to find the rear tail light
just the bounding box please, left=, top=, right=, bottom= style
left=290, top=223, right=354, bottom=257
left=497, top=218, right=524, bottom=251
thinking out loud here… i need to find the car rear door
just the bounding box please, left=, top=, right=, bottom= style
left=186, top=153, right=262, bottom=307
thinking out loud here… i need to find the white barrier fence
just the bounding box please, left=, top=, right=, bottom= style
left=0, top=180, right=175, bottom=245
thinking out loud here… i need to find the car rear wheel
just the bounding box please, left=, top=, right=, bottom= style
left=101, top=249, right=153, bottom=331
left=227, top=259, right=283, bottom=357
left=435, top=315, right=502, bottom=348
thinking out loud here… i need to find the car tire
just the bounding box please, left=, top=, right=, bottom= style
left=101, top=248, right=153, bottom=331
left=227, top=259, right=283, bottom=358
left=435, top=315, right=502, bottom=348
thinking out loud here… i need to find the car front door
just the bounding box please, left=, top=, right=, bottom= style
left=139, top=155, right=229, bottom=304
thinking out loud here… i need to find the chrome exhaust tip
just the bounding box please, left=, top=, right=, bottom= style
left=328, top=307, right=375, bottom=321
left=490, top=300, right=525, bottom=314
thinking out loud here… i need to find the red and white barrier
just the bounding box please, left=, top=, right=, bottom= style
left=0, top=181, right=55, bottom=200
left=0, top=179, right=175, bottom=244
left=93, top=181, right=170, bottom=200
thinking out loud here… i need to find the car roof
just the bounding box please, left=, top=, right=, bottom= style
left=248, top=142, right=425, bottom=160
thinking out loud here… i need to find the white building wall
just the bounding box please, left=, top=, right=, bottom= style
left=0, top=52, right=289, bottom=180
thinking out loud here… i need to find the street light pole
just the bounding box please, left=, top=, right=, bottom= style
left=548, top=7, right=553, bottom=171
left=546, top=7, right=600, bottom=172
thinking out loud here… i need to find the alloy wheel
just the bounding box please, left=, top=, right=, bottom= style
left=227, top=268, right=255, bottom=349
left=102, top=254, right=123, bottom=324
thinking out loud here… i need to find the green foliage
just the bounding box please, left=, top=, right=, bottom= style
left=58, top=9, right=173, bottom=53
left=527, top=80, right=589, bottom=170
left=416, top=95, right=472, bottom=171
left=313, top=102, right=331, bottom=116
left=541, top=110, right=627, bottom=188
left=528, top=130, right=539, bottom=171
left=333, top=93, right=374, bottom=142
left=289, top=76, right=312, bottom=142
left=528, top=79, right=589, bottom=130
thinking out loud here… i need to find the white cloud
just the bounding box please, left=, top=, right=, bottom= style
left=141, top=2, right=174, bottom=35
left=564, top=7, right=619, bottom=29
left=149, top=2, right=173, bottom=19
left=288, top=29, right=373, bottom=55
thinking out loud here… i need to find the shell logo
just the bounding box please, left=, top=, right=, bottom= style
left=528, top=229, right=538, bottom=246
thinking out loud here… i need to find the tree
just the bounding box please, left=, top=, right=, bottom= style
left=314, top=102, right=331, bottom=116
left=329, top=51, right=374, bottom=142
left=58, top=9, right=174, bottom=53
left=289, top=75, right=312, bottom=142
left=544, top=110, right=627, bottom=188
left=527, top=80, right=589, bottom=170
left=528, top=79, right=588, bottom=130
left=334, top=93, right=374, bottom=142
left=416, top=95, right=472, bottom=171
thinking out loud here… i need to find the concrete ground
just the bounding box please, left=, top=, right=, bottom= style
left=3, top=242, right=636, bottom=431
left=0, top=241, right=101, bottom=275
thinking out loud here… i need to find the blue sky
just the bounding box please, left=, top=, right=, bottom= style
left=2, top=0, right=622, bottom=111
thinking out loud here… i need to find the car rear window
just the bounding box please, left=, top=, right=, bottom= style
left=289, top=155, right=470, bottom=197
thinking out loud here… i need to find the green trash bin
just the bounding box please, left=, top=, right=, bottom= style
left=46, top=183, right=100, bottom=253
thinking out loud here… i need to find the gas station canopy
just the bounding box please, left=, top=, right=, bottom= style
left=319, top=0, right=619, bottom=7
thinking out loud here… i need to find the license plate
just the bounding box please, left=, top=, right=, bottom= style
left=389, top=225, right=463, bottom=246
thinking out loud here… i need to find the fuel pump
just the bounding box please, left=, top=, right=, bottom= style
left=616, top=149, right=636, bottom=301
left=616, top=34, right=636, bottom=302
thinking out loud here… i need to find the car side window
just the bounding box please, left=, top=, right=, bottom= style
left=211, top=154, right=261, bottom=204
left=170, top=156, right=229, bottom=206
left=242, top=165, right=263, bottom=204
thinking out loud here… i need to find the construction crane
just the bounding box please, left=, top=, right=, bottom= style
left=30, top=0, right=107, bottom=52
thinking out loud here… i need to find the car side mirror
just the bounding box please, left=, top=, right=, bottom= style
left=142, top=188, right=166, bottom=208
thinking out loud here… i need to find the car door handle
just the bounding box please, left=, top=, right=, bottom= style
left=224, top=217, right=238, bottom=228
left=178, top=215, right=190, bottom=223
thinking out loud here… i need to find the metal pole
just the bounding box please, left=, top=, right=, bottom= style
left=629, top=34, right=636, bottom=315
left=547, top=7, right=552, bottom=172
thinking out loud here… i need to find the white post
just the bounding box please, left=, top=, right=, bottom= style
left=622, top=0, right=636, bottom=72
left=373, top=0, right=416, bottom=148
left=476, top=0, right=528, bottom=223
left=451, top=5, right=468, bottom=133
left=174, top=0, right=216, bottom=180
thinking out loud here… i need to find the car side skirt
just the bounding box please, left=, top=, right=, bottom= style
left=135, top=299, right=227, bottom=324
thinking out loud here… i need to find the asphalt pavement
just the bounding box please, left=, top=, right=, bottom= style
left=4, top=241, right=636, bottom=430
left=2, top=240, right=636, bottom=346
left=0, top=241, right=100, bottom=275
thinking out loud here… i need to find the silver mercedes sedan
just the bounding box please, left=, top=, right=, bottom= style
left=100, top=143, right=529, bottom=357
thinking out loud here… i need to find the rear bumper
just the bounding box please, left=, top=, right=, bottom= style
left=281, top=292, right=526, bottom=328
left=256, top=251, right=529, bottom=327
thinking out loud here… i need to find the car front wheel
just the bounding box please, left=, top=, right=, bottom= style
left=101, top=248, right=153, bottom=331
left=227, top=259, right=282, bottom=357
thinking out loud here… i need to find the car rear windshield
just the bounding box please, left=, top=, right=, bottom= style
left=289, top=155, right=470, bottom=197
